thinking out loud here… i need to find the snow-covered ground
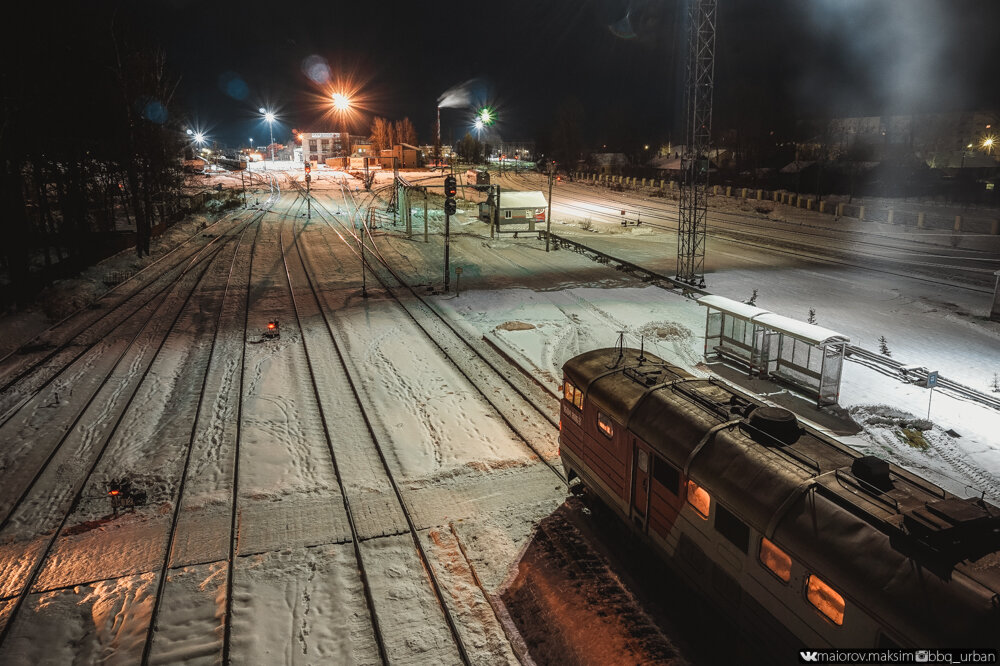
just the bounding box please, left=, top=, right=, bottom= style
left=0, top=168, right=998, bottom=663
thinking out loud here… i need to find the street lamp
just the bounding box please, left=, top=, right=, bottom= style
left=331, top=93, right=352, bottom=157
left=259, top=108, right=275, bottom=165
left=332, top=92, right=350, bottom=112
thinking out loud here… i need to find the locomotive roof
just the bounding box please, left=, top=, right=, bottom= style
left=563, top=348, right=1000, bottom=608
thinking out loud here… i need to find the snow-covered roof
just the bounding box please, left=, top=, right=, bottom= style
left=752, top=313, right=850, bottom=346
left=498, top=191, right=547, bottom=208
left=697, top=294, right=769, bottom=320
left=697, top=295, right=849, bottom=346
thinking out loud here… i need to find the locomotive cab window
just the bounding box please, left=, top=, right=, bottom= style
left=652, top=455, right=679, bottom=495
left=806, top=574, right=845, bottom=626
left=686, top=479, right=711, bottom=519
left=563, top=381, right=583, bottom=410
left=714, top=504, right=750, bottom=553
left=759, top=537, right=792, bottom=583
left=597, top=411, right=614, bottom=438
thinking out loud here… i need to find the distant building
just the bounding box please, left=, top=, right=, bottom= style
left=493, top=140, right=536, bottom=161
left=379, top=143, right=423, bottom=169
left=591, top=152, right=629, bottom=175
left=300, top=132, right=350, bottom=164
left=824, top=111, right=999, bottom=168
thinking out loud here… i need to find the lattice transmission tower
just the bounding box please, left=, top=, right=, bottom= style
left=676, top=0, right=717, bottom=287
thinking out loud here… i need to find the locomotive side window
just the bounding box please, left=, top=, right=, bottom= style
left=597, top=411, right=614, bottom=437
left=563, top=381, right=584, bottom=410
left=806, top=574, right=845, bottom=626
left=686, top=479, right=711, bottom=519
left=652, top=455, right=679, bottom=495
left=759, top=537, right=792, bottom=583
left=714, top=504, right=750, bottom=553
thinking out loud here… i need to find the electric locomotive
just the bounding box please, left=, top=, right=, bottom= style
left=559, top=347, right=1000, bottom=651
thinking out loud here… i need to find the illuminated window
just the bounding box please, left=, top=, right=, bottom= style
left=759, top=537, right=792, bottom=583
left=806, top=575, right=845, bottom=626
left=686, top=480, right=710, bottom=519
left=563, top=381, right=583, bottom=410
left=597, top=412, right=614, bottom=438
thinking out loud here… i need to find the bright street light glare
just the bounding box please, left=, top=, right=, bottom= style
left=258, top=107, right=266, bottom=114
left=332, top=93, right=351, bottom=111
left=474, top=118, right=484, bottom=131
left=194, top=132, right=205, bottom=144
left=264, top=112, right=275, bottom=123
left=480, top=108, right=492, bottom=124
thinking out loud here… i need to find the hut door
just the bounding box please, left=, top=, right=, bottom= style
left=631, top=439, right=652, bottom=531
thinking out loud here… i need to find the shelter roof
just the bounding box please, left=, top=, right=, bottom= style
left=697, top=295, right=849, bottom=346
left=498, top=191, right=547, bottom=208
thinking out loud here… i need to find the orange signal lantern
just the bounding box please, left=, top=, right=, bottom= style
left=109, top=489, right=120, bottom=496
left=268, top=323, right=276, bottom=330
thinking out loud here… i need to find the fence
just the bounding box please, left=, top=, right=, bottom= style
left=575, top=171, right=1000, bottom=236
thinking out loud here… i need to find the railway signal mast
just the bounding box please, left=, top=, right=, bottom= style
left=676, top=0, right=717, bottom=288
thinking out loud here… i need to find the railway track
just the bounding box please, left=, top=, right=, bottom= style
left=502, top=173, right=1000, bottom=291
left=139, top=219, right=261, bottom=665
left=281, top=210, right=468, bottom=664
left=301, top=177, right=563, bottom=455
left=0, top=224, right=249, bottom=650
left=0, top=172, right=280, bottom=428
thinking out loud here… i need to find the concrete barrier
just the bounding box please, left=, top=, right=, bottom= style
left=859, top=206, right=866, bottom=221
left=887, top=210, right=894, bottom=225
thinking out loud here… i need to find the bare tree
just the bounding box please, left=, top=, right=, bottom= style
left=370, top=117, right=391, bottom=154
left=398, top=117, right=418, bottom=146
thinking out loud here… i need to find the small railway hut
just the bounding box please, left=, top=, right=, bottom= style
left=698, top=294, right=850, bottom=406
left=479, top=190, right=547, bottom=235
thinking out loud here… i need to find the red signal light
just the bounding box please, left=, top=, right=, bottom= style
left=109, top=490, right=120, bottom=496
left=268, top=323, right=276, bottom=330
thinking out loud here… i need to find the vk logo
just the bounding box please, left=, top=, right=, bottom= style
left=800, top=652, right=819, bottom=662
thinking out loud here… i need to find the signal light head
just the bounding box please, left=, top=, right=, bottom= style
left=444, top=175, right=457, bottom=197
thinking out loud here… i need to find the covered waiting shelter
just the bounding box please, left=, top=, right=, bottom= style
left=698, top=295, right=851, bottom=406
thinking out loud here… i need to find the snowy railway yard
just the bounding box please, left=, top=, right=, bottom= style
left=1, top=167, right=1000, bottom=664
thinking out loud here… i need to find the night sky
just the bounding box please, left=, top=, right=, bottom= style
left=120, top=0, right=1000, bottom=149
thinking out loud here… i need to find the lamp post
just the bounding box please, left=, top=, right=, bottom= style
left=332, top=92, right=351, bottom=158
left=259, top=108, right=275, bottom=166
